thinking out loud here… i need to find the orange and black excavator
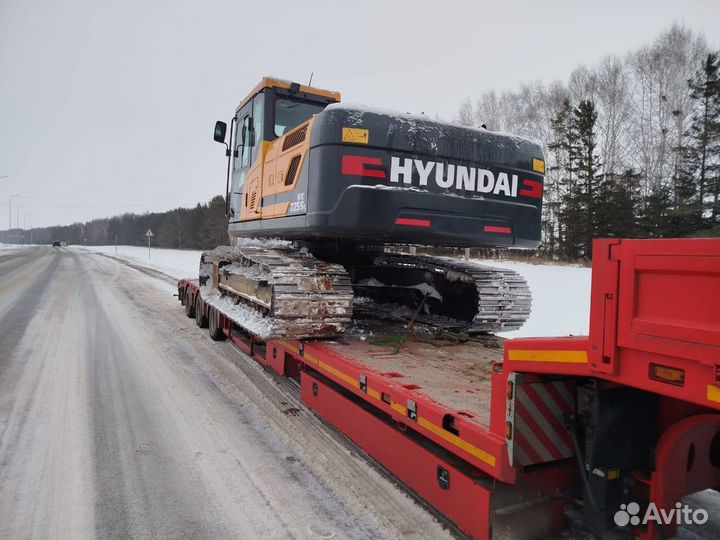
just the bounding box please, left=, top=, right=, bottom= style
left=202, top=77, right=545, bottom=339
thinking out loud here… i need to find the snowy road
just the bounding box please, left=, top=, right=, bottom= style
left=0, top=246, right=452, bottom=540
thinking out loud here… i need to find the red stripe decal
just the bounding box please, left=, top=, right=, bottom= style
left=543, top=380, right=575, bottom=413
left=522, top=385, right=572, bottom=453
left=515, top=398, right=564, bottom=459
left=395, top=218, right=431, bottom=228
left=484, top=226, right=512, bottom=234
left=519, top=179, right=543, bottom=199
left=341, top=155, right=386, bottom=178
left=514, top=429, right=545, bottom=464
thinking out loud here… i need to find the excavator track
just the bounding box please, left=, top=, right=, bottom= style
left=351, top=253, right=531, bottom=334
left=198, top=243, right=530, bottom=339
left=198, top=243, right=354, bottom=340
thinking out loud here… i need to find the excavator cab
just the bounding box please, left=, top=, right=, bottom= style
left=214, top=78, right=340, bottom=224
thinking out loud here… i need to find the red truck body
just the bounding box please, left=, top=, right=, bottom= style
left=178, top=238, right=720, bottom=539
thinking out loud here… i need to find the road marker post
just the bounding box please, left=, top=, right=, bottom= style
left=145, top=229, right=154, bottom=260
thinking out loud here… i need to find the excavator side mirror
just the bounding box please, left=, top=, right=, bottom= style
left=213, top=121, right=227, bottom=143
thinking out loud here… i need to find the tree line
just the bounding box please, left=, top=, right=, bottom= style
left=18, top=195, right=229, bottom=249
left=457, top=25, right=720, bottom=260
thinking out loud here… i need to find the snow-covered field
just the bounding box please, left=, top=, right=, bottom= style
left=489, top=259, right=592, bottom=338
left=75, top=244, right=592, bottom=339
left=77, top=245, right=202, bottom=280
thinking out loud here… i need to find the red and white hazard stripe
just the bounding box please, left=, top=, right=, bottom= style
left=506, top=375, right=575, bottom=466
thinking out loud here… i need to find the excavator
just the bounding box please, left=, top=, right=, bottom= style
left=201, top=77, right=544, bottom=339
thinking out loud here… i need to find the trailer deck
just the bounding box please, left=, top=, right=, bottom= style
left=307, top=337, right=499, bottom=428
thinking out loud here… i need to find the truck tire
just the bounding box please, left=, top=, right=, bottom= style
left=195, top=295, right=208, bottom=328
left=208, top=307, right=226, bottom=341
left=184, top=290, right=196, bottom=318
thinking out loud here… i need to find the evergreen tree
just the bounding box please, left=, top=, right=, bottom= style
left=671, top=136, right=702, bottom=234
left=596, top=169, right=640, bottom=238
left=550, top=99, right=602, bottom=259
left=202, top=196, right=230, bottom=248
left=548, top=98, right=579, bottom=259
left=573, top=100, right=601, bottom=257
left=684, top=52, right=720, bottom=222
left=638, top=186, right=674, bottom=237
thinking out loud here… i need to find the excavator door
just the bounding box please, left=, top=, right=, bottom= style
left=231, top=97, right=264, bottom=220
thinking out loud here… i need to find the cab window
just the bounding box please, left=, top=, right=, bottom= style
left=274, top=98, right=324, bottom=137
left=239, top=115, right=252, bottom=169
left=229, top=112, right=251, bottom=219
left=251, top=94, right=264, bottom=162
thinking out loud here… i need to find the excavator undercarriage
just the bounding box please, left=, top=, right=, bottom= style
left=199, top=240, right=531, bottom=340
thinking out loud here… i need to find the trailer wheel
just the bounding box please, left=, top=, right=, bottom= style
left=184, top=290, right=196, bottom=318
left=195, top=295, right=207, bottom=328
left=208, top=307, right=226, bottom=341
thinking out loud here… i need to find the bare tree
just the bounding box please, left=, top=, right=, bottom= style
left=594, top=56, right=632, bottom=176
left=456, top=98, right=475, bottom=126
left=627, top=25, right=707, bottom=198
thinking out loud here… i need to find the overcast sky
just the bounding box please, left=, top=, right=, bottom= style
left=1, top=0, right=718, bottom=230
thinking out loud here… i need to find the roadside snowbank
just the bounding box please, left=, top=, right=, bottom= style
left=77, top=245, right=202, bottom=280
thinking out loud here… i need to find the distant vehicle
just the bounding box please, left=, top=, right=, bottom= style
left=52, top=241, right=61, bottom=247
left=60, top=241, right=68, bottom=246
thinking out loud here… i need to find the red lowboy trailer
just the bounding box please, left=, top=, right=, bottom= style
left=177, top=238, right=720, bottom=539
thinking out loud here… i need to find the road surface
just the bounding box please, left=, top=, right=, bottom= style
left=0, top=246, right=453, bottom=540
